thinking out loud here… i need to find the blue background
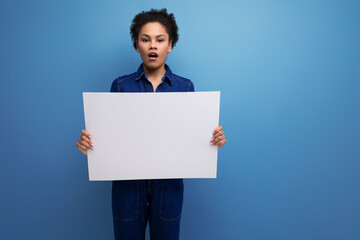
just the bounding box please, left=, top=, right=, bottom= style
left=1, top=0, right=359, bottom=239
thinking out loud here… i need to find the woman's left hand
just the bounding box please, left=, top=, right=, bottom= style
left=211, top=125, right=226, bottom=149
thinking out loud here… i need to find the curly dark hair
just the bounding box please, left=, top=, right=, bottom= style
left=130, top=8, right=179, bottom=49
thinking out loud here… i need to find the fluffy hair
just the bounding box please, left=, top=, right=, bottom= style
left=130, top=8, right=179, bottom=49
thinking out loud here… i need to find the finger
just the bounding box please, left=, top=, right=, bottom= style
left=79, top=138, right=93, bottom=149
left=77, top=141, right=90, bottom=150
left=213, top=135, right=225, bottom=145
left=210, top=135, right=223, bottom=145
left=213, top=130, right=224, bottom=139
left=212, top=126, right=223, bottom=135
left=81, top=134, right=93, bottom=146
left=76, top=141, right=92, bottom=155
left=216, top=138, right=226, bottom=149
left=81, top=129, right=92, bottom=139
left=210, top=132, right=225, bottom=144
left=217, top=141, right=225, bottom=149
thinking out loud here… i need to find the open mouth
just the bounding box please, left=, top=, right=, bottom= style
left=148, top=52, right=158, bottom=60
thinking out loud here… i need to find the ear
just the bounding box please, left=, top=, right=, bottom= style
left=136, top=41, right=139, bottom=52
left=168, top=41, right=172, bottom=53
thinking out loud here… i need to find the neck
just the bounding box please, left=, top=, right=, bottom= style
left=143, top=64, right=166, bottom=82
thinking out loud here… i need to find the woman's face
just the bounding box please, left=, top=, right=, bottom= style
left=137, top=22, right=172, bottom=71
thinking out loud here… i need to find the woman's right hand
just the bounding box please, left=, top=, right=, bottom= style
left=76, top=129, right=94, bottom=155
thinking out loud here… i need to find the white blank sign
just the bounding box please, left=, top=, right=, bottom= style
left=83, top=92, right=220, bottom=181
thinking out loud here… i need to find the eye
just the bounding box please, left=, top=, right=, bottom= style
left=141, top=39, right=148, bottom=42
left=158, top=39, right=164, bottom=43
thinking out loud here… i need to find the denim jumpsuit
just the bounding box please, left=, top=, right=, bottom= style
left=110, top=64, right=195, bottom=240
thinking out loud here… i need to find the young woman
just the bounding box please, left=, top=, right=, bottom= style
left=76, top=9, right=226, bottom=240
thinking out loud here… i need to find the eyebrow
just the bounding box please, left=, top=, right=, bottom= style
left=140, top=34, right=166, bottom=38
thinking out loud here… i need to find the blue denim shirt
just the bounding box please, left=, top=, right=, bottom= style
left=110, top=64, right=194, bottom=93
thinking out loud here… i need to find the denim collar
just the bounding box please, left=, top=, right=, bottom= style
left=136, top=63, right=173, bottom=85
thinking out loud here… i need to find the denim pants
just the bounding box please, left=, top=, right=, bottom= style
left=112, top=179, right=184, bottom=240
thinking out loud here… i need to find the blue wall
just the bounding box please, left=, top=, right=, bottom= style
left=1, top=0, right=359, bottom=239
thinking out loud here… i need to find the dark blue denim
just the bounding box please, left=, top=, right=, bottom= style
left=110, top=64, right=194, bottom=93
left=112, top=179, right=184, bottom=240
left=110, top=64, right=194, bottom=240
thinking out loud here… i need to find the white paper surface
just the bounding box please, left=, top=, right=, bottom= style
left=83, top=92, right=220, bottom=181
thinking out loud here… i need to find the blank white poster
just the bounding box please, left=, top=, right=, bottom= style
left=83, top=92, right=220, bottom=181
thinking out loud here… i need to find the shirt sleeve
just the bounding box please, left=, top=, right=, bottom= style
left=110, top=79, right=118, bottom=92
left=188, top=81, right=195, bottom=92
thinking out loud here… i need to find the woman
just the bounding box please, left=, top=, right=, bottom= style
left=76, top=8, right=226, bottom=240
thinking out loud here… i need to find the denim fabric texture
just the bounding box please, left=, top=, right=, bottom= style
left=110, top=64, right=194, bottom=93
left=110, top=64, right=194, bottom=240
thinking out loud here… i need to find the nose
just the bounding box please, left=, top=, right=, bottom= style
left=150, top=39, right=157, bottom=49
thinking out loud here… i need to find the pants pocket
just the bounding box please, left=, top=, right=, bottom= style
left=159, top=179, right=184, bottom=221
left=112, top=180, right=140, bottom=221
